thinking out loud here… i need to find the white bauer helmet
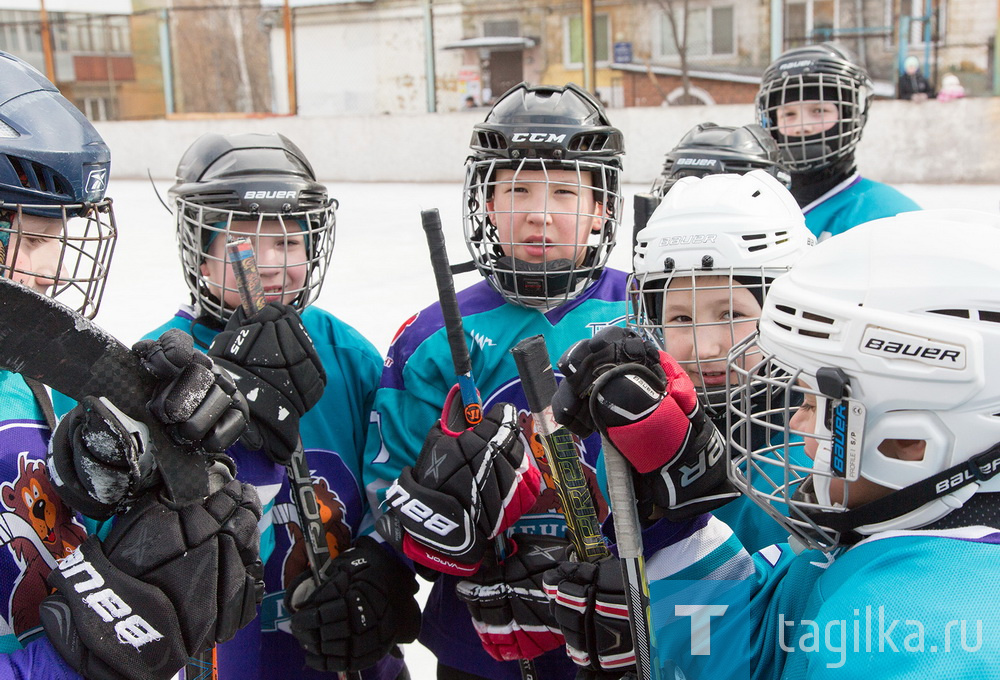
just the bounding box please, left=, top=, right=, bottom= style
left=629, top=169, right=814, bottom=417
left=727, top=209, right=1000, bottom=551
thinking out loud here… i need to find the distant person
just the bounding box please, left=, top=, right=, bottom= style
left=756, top=42, right=921, bottom=240
left=937, top=73, right=966, bottom=102
left=898, top=55, right=934, bottom=102
left=464, top=95, right=478, bottom=109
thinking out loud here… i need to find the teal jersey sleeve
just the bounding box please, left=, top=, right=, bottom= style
left=805, top=177, right=921, bottom=241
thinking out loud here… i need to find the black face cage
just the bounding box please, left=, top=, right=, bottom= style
left=175, top=197, right=336, bottom=324
left=463, top=157, right=620, bottom=308
left=728, top=334, right=865, bottom=551
left=627, top=267, right=771, bottom=417
left=757, top=72, right=870, bottom=174
left=0, top=200, right=117, bottom=319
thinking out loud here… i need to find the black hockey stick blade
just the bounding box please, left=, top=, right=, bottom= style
left=511, top=335, right=609, bottom=563
left=0, top=277, right=209, bottom=504
left=632, top=193, right=661, bottom=254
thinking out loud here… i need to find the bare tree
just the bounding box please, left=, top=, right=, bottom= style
left=652, top=0, right=697, bottom=105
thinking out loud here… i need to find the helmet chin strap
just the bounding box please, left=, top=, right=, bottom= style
left=805, top=440, right=1000, bottom=542
left=493, top=252, right=600, bottom=305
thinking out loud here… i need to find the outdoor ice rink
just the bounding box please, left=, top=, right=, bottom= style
left=102, top=178, right=998, bottom=677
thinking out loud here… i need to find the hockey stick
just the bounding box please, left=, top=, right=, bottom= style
left=600, top=435, right=662, bottom=680
left=0, top=278, right=209, bottom=505
left=224, top=239, right=359, bottom=680
left=421, top=209, right=539, bottom=680
left=510, top=334, right=609, bottom=563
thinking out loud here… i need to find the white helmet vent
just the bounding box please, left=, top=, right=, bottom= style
left=771, top=303, right=838, bottom=340
left=928, top=309, right=1000, bottom=324
left=743, top=230, right=790, bottom=253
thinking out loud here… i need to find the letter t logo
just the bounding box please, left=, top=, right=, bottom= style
left=675, top=604, right=729, bottom=655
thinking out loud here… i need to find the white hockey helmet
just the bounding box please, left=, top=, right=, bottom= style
left=629, top=170, right=813, bottom=415
left=728, top=209, right=1000, bottom=550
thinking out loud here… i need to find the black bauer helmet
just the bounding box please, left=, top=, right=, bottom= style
left=0, top=50, right=116, bottom=319
left=755, top=43, right=873, bottom=174
left=168, top=132, right=337, bottom=323
left=464, top=82, right=624, bottom=309
left=651, top=122, right=792, bottom=197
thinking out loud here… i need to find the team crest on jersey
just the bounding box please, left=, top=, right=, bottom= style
left=0, top=453, right=86, bottom=637
left=277, top=474, right=351, bottom=590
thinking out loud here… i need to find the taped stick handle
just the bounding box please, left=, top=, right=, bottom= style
left=421, top=209, right=482, bottom=426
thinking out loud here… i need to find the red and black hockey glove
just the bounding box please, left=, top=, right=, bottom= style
left=376, top=386, right=541, bottom=576
left=40, top=463, right=263, bottom=680
left=589, top=353, right=738, bottom=521
left=208, top=302, right=327, bottom=465
left=543, top=556, right=635, bottom=674
left=285, top=536, right=421, bottom=674
left=456, top=533, right=571, bottom=662
left=552, top=327, right=662, bottom=439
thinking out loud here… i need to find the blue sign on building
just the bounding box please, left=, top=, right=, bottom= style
left=614, top=41, right=633, bottom=64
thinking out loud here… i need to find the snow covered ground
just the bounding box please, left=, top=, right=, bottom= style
left=101, top=179, right=997, bottom=677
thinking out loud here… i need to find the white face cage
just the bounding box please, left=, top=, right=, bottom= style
left=756, top=71, right=870, bottom=174
left=175, top=197, right=336, bottom=323
left=727, top=332, right=868, bottom=551
left=463, top=157, right=620, bottom=309
left=628, top=267, right=774, bottom=417
left=0, top=200, right=117, bottom=319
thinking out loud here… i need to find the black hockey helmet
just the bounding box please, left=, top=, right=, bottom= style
left=169, top=132, right=337, bottom=323
left=652, top=122, right=792, bottom=197
left=755, top=43, right=873, bottom=173
left=0, top=50, right=116, bottom=318
left=464, top=82, right=624, bottom=308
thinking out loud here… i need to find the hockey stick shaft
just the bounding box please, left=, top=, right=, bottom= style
left=225, top=240, right=355, bottom=680
left=510, top=335, right=609, bottom=563
left=601, top=436, right=662, bottom=680
left=421, top=210, right=539, bottom=680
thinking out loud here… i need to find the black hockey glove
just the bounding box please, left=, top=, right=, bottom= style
left=208, top=302, right=326, bottom=465
left=456, top=534, right=571, bottom=662
left=39, top=463, right=264, bottom=680
left=542, top=557, right=634, bottom=675
left=285, top=536, right=421, bottom=674
left=588, top=355, right=738, bottom=521
left=376, top=387, right=540, bottom=577
left=552, top=327, right=662, bottom=439
left=48, top=329, right=250, bottom=520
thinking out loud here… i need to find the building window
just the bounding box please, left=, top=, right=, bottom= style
left=785, top=0, right=836, bottom=46
left=565, top=14, right=611, bottom=67
left=890, top=0, right=943, bottom=47
left=660, top=5, right=736, bottom=57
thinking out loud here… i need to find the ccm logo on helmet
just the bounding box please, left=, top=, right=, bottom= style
left=511, top=132, right=567, bottom=143
left=243, top=190, right=298, bottom=199
left=859, top=327, right=965, bottom=369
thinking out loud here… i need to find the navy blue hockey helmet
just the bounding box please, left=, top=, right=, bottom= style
left=0, top=50, right=116, bottom=319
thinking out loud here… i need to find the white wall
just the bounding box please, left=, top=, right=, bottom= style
left=95, top=97, right=1000, bottom=184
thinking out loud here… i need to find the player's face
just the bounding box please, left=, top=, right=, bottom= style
left=774, top=100, right=839, bottom=138
left=660, top=276, right=761, bottom=388
left=2, top=213, right=69, bottom=295
left=790, top=390, right=895, bottom=508
left=487, top=168, right=604, bottom=266
left=201, top=220, right=308, bottom=308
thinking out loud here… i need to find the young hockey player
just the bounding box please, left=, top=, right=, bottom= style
left=650, top=122, right=791, bottom=197
left=370, top=82, right=628, bottom=680
left=148, top=132, right=419, bottom=679
left=628, top=169, right=814, bottom=552
left=756, top=43, right=920, bottom=240
left=548, top=209, right=1000, bottom=677
left=0, top=50, right=263, bottom=679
